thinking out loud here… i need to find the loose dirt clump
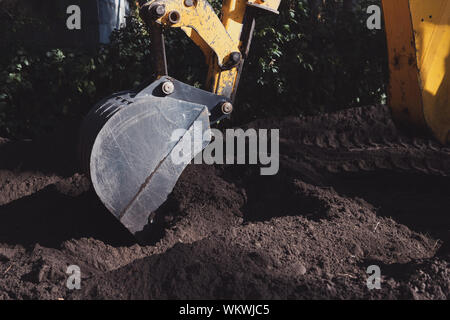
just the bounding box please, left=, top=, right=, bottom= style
left=0, top=105, right=448, bottom=300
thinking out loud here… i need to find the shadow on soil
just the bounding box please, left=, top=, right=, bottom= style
left=332, top=171, right=450, bottom=254
left=219, top=164, right=328, bottom=223
left=0, top=186, right=135, bottom=248
left=0, top=121, right=80, bottom=177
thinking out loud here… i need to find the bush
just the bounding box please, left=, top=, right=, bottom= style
left=0, top=11, right=151, bottom=138
left=235, top=0, right=388, bottom=123
left=0, top=0, right=387, bottom=139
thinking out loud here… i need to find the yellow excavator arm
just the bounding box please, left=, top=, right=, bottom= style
left=139, top=0, right=281, bottom=101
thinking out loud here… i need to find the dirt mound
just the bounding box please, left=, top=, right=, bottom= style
left=0, top=105, right=449, bottom=300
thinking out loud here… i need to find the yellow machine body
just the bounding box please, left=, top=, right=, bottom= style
left=382, top=0, right=450, bottom=144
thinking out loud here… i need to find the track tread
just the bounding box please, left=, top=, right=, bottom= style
left=277, top=105, right=450, bottom=177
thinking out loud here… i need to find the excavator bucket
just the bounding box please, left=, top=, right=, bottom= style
left=382, top=0, right=450, bottom=144
left=80, top=77, right=228, bottom=234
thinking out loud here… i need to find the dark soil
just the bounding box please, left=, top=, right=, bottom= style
left=0, top=105, right=448, bottom=300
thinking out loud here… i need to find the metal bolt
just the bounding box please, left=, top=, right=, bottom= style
left=230, top=52, right=241, bottom=65
left=184, top=0, right=194, bottom=7
left=221, top=102, right=233, bottom=114
left=168, top=10, right=181, bottom=24
left=149, top=4, right=166, bottom=19
left=161, top=81, right=175, bottom=95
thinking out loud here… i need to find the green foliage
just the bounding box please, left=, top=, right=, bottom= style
left=0, top=13, right=152, bottom=138
left=0, top=0, right=387, bottom=139
left=235, top=0, right=388, bottom=123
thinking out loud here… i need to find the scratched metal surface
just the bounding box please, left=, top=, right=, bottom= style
left=89, top=96, right=210, bottom=233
